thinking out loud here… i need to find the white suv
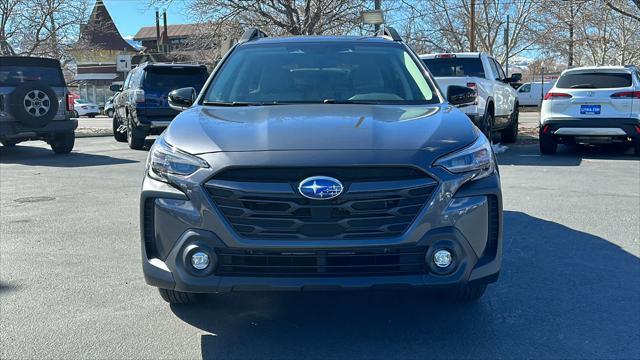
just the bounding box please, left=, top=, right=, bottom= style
left=540, top=66, right=640, bottom=155
left=421, top=52, right=521, bottom=143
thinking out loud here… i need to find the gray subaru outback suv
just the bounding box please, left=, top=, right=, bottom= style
left=0, top=56, right=77, bottom=153
left=141, top=28, right=503, bottom=304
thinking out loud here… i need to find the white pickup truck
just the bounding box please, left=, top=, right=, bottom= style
left=420, top=52, right=521, bottom=143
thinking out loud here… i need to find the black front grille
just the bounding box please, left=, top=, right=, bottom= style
left=215, top=246, right=428, bottom=277
left=205, top=167, right=437, bottom=240
left=214, top=166, right=427, bottom=183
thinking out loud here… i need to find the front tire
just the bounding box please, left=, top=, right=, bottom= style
left=501, top=105, right=519, bottom=143
left=127, top=118, right=146, bottom=150
left=106, top=109, right=114, bottom=118
left=158, top=288, right=201, bottom=305
left=539, top=134, right=557, bottom=155
left=442, top=284, right=487, bottom=302
left=50, top=132, right=75, bottom=154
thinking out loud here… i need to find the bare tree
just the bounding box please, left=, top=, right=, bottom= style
left=0, top=0, right=90, bottom=64
left=152, top=0, right=367, bottom=36
left=390, top=0, right=540, bottom=64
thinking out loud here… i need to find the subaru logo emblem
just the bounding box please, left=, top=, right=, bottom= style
left=298, top=176, right=344, bottom=200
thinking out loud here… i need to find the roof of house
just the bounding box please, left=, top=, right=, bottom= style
left=78, top=0, right=137, bottom=52
left=134, top=24, right=200, bottom=41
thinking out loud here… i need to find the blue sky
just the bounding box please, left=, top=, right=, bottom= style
left=102, top=0, right=189, bottom=39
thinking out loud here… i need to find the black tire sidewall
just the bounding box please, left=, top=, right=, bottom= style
left=483, top=111, right=494, bottom=143
left=9, top=81, right=59, bottom=128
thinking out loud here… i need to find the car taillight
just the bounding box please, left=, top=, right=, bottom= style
left=134, top=89, right=145, bottom=103
left=466, top=82, right=476, bottom=89
left=543, top=92, right=572, bottom=101
left=635, top=125, right=640, bottom=134
left=436, top=53, right=456, bottom=58
left=66, top=94, right=74, bottom=111
left=610, top=91, right=640, bottom=98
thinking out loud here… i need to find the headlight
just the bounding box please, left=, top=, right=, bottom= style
left=147, top=137, right=209, bottom=184
left=434, top=135, right=495, bottom=180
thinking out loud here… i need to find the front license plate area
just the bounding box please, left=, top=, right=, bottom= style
left=580, top=105, right=601, bottom=115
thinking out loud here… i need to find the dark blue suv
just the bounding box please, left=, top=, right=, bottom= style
left=111, top=63, right=209, bottom=149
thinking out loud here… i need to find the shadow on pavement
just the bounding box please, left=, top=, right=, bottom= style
left=498, top=143, right=638, bottom=166
left=170, top=211, right=640, bottom=359
left=0, top=144, right=138, bottom=167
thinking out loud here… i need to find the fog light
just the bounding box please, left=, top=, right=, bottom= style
left=191, top=251, right=210, bottom=270
left=433, top=249, right=453, bottom=268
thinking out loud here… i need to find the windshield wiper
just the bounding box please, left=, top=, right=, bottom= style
left=202, top=101, right=264, bottom=106
left=570, top=84, right=596, bottom=89
left=322, top=99, right=382, bottom=105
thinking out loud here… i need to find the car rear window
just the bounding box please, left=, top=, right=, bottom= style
left=555, top=72, right=632, bottom=89
left=0, top=65, right=65, bottom=86
left=422, top=57, right=485, bottom=78
left=143, top=67, right=209, bottom=92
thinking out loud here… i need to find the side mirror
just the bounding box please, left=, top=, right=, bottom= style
left=447, top=85, right=477, bottom=107
left=507, top=73, right=522, bottom=83
left=168, top=87, right=197, bottom=111
left=109, top=84, right=122, bottom=92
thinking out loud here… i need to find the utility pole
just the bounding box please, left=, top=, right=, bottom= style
left=374, top=0, right=382, bottom=32
left=470, top=0, right=476, bottom=52
left=505, top=14, right=510, bottom=76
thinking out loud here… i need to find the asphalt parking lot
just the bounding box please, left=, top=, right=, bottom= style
left=1, top=136, right=639, bottom=359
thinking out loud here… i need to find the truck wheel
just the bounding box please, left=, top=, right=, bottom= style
left=481, top=111, right=494, bottom=143
left=539, top=135, right=557, bottom=155
left=501, top=106, right=519, bottom=143
left=158, top=288, right=201, bottom=305
left=127, top=118, right=146, bottom=150
left=113, top=116, right=127, bottom=142
left=442, top=284, right=487, bottom=302
left=49, top=132, right=75, bottom=154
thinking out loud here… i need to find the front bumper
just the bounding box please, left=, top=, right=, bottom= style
left=140, top=152, right=503, bottom=293
left=0, top=119, right=78, bottom=140
left=540, top=118, right=640, bottom=143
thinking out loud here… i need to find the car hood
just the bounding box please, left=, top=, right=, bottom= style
left=164, top=104, right=478, bottom=154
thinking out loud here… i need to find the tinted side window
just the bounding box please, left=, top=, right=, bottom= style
left=123, top=71, right=133, bottom=89
left=518, top=84, right=531, bottom=93
left=494, top=59, right=506, bottom=79
left=556, top=72, right=632, bottom=89
left=488, top=59, right=501, bottom=80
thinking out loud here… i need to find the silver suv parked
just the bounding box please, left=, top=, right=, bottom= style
left=140, top=28, right=503, bottom=305
left=0, top=56, right=77, bottom=153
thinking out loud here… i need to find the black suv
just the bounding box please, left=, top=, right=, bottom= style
left=0, top=56, right=77, bottom=153
left=111, top=63, right=209, bottom=149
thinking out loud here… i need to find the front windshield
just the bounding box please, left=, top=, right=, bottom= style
left=204, top=42, right=437, bottom=105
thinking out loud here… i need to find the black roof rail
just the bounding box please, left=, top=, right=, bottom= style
left=239, top=28, right=268, bottom=44
left=375, top=26, right=402, bottom=42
